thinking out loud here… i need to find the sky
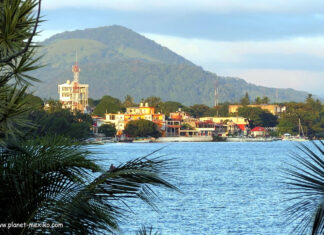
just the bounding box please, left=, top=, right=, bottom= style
left=38, top=0, right=324, bottom=97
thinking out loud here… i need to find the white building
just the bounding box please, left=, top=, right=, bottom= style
left=58, top=62, right=89, bottom=113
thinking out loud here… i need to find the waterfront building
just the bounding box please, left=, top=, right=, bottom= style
left=104, top=113, right=125, bottom=135
left=194, top=120, right=218, bottom=136
left=250, top=126, right=267, bottom=137
left=169, top=109, right=191, bottom=121
left=199, top=116, right=249, bottom=136
left=58, top=62, right=89, bottom=113
left=91, top=115, right=105, bottom=134
left=104, top=103, right=165, bottom=135
left=165, top=120, right=181, bottom=137
left=228, top=104, right=286, bottom=115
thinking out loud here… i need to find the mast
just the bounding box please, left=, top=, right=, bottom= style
left=214, top=81, right=219, bottom=116
left=298, top=118, right=305, bottom=137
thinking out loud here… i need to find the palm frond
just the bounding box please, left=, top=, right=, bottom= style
left=284, top=141, right=324, bottom=234
left=48, top=155, right=180, bottom=234
left=0, top=85, right=35, bottom=144
left=136, top=225, right=162, bottom=235
left=0, top=135, right=100, bottom=234
left=0, top=135, right=179, bottom=234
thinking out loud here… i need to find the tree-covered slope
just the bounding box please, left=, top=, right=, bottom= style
left=31, top=25, right=309, bottom=105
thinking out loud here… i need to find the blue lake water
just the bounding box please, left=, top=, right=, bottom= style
left=89, top=141, right=311, bottom=234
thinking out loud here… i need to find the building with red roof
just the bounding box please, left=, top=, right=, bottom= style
left=250, top=126, right=267, bottom=137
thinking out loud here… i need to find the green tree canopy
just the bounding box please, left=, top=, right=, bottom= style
left=124, top=120, right=161, bottom=138
left=143, top=96, right=163, bottom=110
left=237, top=106, right=277, bottom=127
left=277, top=96, right=324, bottom=136
left=88, top=97, right=100, bottom=108
left=254, top=97, right=262, bottom=105
left=98, top=123, right=117, bottom=137
left=240, top=92, right=250, bottom=105
left=93, top=95, right=123, bottom=116
left=25, top=94, right=43, bottom=109
left=261, top=96, right=270, bottom=104
left=161, top=101, right=184, bottom=116
left=188, top=104, right=211, bottom=118
left=25, top=109, right=92, bottom=140
left=123, top=94, right=136, bottom=108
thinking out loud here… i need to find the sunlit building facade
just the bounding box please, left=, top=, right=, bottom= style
left=58, top=62, right=89, bottom=113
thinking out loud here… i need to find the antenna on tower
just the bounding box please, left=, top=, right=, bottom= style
left=75, top=49, right=78, bottom=64
left=214, top=80, right=219, bottom=116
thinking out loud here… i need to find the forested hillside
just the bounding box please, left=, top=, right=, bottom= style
left=31, top=25, right=309, bottom=105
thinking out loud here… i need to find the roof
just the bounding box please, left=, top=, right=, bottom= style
left=237, top=124, right=246, bottom=131
left=251, top=126, right=266, bottom=132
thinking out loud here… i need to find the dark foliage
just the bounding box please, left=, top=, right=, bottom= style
left=98, top=123, right=117, bottom=137
left=124, top=120, right=162, bottom=138
left=284, top=141, right=324, bottom=234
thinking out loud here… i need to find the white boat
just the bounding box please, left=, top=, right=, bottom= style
left=133, top=138, right=155, bottom=143
left=282, top=119, right=308, bottom=141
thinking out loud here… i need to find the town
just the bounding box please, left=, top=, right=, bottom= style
left=55, top=61, right=314, bottom=143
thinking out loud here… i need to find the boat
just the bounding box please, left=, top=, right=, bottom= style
left=133, top=137, right=155, bottom=143
left=282, top=119, right=308, bottom=141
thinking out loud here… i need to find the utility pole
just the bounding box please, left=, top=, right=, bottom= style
left=214, top=81, right=219, bottom=116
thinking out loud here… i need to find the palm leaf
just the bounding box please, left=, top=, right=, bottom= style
left=0, top=135, right=179, bottom=234
left=284, top=141, right=324, bottom=234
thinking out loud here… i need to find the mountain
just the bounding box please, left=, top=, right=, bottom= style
left=31, top=25, right=309, bottom=105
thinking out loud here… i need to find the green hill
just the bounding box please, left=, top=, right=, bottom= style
left=31, top=25, right=309, bottom=105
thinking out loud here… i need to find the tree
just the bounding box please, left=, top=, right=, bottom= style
left=88, top=98, right=100, bottom=108
left=277, top=99, right=324, bottom=137
left=25, top=94, right=43, bottom=109
left=98, top=123, right=117, bottom=137
left=188, top=104, right=211, bottom=118
left=93, top=95, right=123, bottom=116
left=24, top=109, right=92, bottom=140
left=261, top=96, right=270, bottom=104
left=46, top=99, right=63, bottom=113
left=0, top=0, right=42, bottom=144
left=123, top=94, right=136, bottom=108
left=0, top=1, right=178, bottom=234
left=240, top=92, right=250, bottom=105
left=124, top=120, right=162, bottom=138
left=254, top=97, right=262, bottom=105
left=259, top=111, right=278, bottom=127
left=143, top=96, right=163, bottom=110
left=0, top=136, right=178, bottom=234
left=284, top=141, right=324, bottom=234
left=161, top=101, right=184, bottom=116
left=277, top=114, right=298, bottom=134
left=237, top=106, right=277, bottom=127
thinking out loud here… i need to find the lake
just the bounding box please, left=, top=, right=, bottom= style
left=89, top=141, right=311, bottom=234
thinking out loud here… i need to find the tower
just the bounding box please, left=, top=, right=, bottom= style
left=58, top=53, right=89, bottom=113
left=72, top=62, right=80, bottom=83
left=72, top=51, right=80, bottom=83
left=214, top=81, right=219, bottom=116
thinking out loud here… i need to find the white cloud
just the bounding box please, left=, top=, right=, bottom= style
left=42, top=0, right=324, bottom=14
left=143, top=33, right=324, bottom=94
left=144, top=33, right=324, bottom=63
left=222, top=69, right=324, bottom=95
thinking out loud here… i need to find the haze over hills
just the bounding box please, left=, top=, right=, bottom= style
left=31, top=25, right=309, bottom=105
